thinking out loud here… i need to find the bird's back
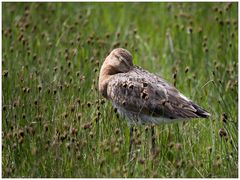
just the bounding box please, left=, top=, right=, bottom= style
left=107, top=66, right=210, bottom=125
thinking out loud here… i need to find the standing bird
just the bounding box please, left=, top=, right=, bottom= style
left=98, top=48, right=210, bottom=158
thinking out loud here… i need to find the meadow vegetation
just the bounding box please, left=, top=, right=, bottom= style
left=2, top=2, right=238, bottom=177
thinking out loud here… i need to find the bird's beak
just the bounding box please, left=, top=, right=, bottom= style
left=118, top=55, right=131, bottom=67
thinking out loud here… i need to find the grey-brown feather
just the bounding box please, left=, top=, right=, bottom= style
left=107, top=66, right=209, bottom=124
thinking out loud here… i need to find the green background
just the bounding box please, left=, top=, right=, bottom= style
left=2, top=2, right=238, bottom=177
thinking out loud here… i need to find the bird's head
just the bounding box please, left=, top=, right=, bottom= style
left=104, top=48, right=133, bottom=74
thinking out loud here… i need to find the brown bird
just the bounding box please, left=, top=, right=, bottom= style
left=99, top=48, right=210, bottom=158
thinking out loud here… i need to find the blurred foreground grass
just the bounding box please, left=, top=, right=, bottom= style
left=2, top=2, right=238, bottom=177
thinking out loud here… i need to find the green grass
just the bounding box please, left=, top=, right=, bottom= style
left=2, top=2, right=238, bottom=178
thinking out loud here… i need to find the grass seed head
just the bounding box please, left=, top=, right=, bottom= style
left=204, top=47, right=209, bottom=53
left=214, top=160, right=221, bottom=168
left=18, top=129, right=24, bottom=138
left=70, top=105, right=75, bottom=112
left=138, top=158, right=145, bottom=165
left=12, top=143, right=17, bottom=149
left=221, top=113, right=228, bottom=123
left=18, top=137, right=24, bottom=144
left=34, top=99, right=38, bottom=106
left=87, top=102, right=91, bottom=107
left=136, top=139, right=141, bottom=145
left=38, top=85, right=42, bottom=92
left=133, top=28, right=138, bottom=34
left=219, top=128, right=227, bottom=138
left=173, top=71, right=177, bottom=79
left=118, top=137, right=123, bottom=144
left=82, top=122, right=92, bottom=130
left=207, top=146, right=212, bottom=153
left=188, top=26, right=193, bottom=34
left=89, top=131, right=94, bottom=138
left=66, top=143, right=71, bottom=150
left=77, top=113, right=82, bottom=120
left=114, top=128, right=120, bottom=135
left=44, top=124, right=49, bottom=132
left=3, top=105, right=7, bottom=111
left=113, top=147, right=119, bottom=154
left=27, top=126, right=35, bottom=136
left=96, top=110, right=101, bottom=116
left=71, top=128, right=78, bottom=136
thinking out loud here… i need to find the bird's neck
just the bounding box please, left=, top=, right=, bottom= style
left=98, top=63, right=116, bottom=98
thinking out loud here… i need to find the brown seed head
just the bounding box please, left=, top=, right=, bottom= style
left=219, top=128, right=227, bottom=137
left=115, top=128, right=120, bottom=135
left=207, top=146, right=212, bottom=153
left=138, top=158, right=145, bottom=165
left=44, top=124, right=49, bottom=131
left=18, top=130, right=24, bottom=138
left=3, top=70, right=8, bottom=78
left=82, top=122, right=92, bottom=130
left=221, top=113, right=228, bottom=123
left=71, top=128, right=78, bottom=136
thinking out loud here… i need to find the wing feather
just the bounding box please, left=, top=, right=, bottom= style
left=107, top=67, right=209, bottom=119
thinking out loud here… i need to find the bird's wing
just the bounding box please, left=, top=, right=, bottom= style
left=107, top=67, right=209, bottom=119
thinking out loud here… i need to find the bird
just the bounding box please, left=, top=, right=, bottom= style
left=98, top=48, right=210, bottom=158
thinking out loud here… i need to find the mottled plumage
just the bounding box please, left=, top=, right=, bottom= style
left=99, top=48, right=210, bottom=125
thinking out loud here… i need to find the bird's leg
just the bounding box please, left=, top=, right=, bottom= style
left=151, top=125, right=156, bottom=155
left=129, top=126, right=134, bottom=161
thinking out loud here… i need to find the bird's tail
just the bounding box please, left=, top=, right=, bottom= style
left=191, top=103, right=211, bottom=118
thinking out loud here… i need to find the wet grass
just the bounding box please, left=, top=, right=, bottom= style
left=2, top=2, right=238, bottom=178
